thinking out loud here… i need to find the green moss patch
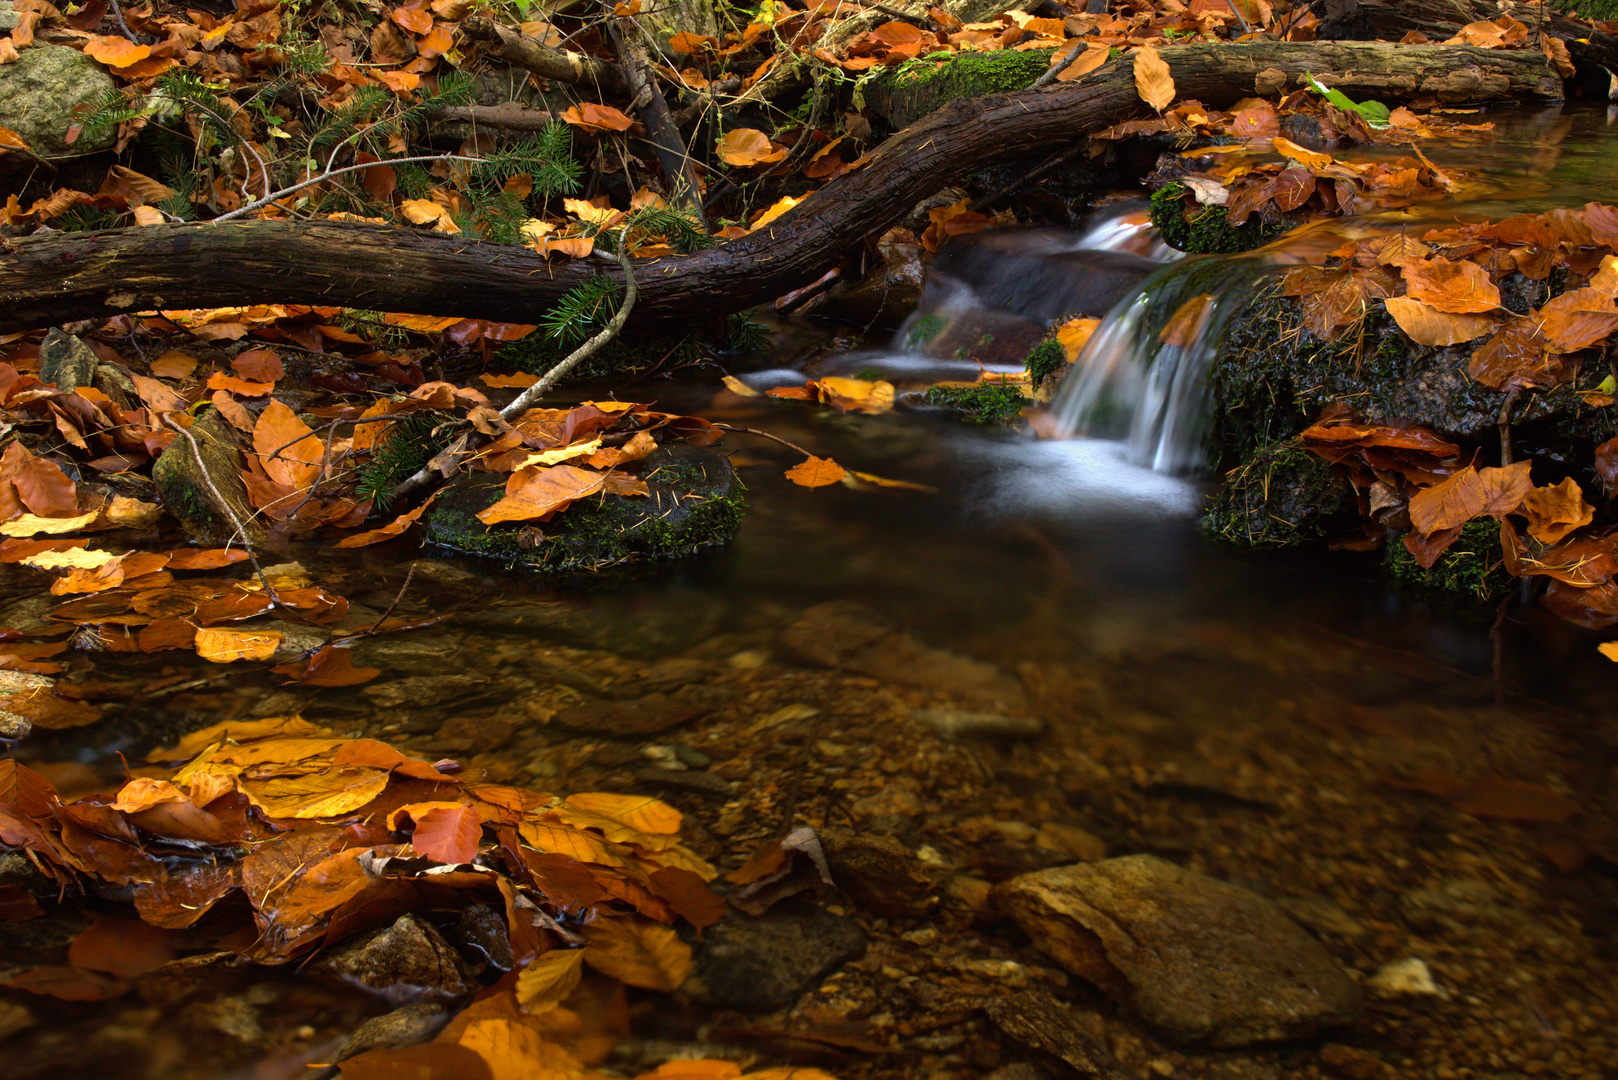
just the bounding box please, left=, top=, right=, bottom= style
left=1150, top=183, right=1288, bottom=255
left=865, top=49, right=1051, bottom=130
left=922, top=382, right=1030, bottom=425
left=1201, top=439, right=1357, bottom=548
left=1384, top=519, right=1510, bottom=600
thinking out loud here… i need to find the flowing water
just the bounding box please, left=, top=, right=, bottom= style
left=4, top=107, right=1618, bottom=1080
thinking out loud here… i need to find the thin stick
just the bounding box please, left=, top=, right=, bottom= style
left=213, top=154, right=491, bottom=223
left=388, top=226, right=638, bottom=502
left=712, top=422, right=818, bottom=459
left=366, top=562, right=418, bottom=635
left=1034, top=42, right=1092, bottom=89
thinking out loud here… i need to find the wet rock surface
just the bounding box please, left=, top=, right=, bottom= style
left=993, top=855, right=1364, bottom=1047
left=983, top=991, right=1126, bottom=1078
left=684, top=900, right=867, bottom=1013
left=309, top=914, right=474, bottom=1004
left=818, top=828, right=937, bottom=918
left=0, top=42, right=117, bottom=159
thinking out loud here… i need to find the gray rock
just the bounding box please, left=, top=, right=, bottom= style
left=335, top=1002, right=450, bottom=1061
left=983, top=991, right=1125, bottom=1078
left=0, top=43, right=118, bottom=158
left=0, top=3, right=18, bottom=32
left=992, top=855, right=1362, bottom=1047
left=362, top=673, right=489, bottom=711
left=309, top=914, right=474, bottom=1004
left=37, top=329, right=99, bottom=392
left=912, top=707, right=1044, bottom=740
left=685, top=901, right=866, bottom=1014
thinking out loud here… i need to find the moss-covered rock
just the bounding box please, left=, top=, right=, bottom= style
left=1201, top=439, right=1358, bottom=547
left=864, top=49, right=1052, bottom=132
left=1027, top=338, right=1066, bottom=391
left=1384, top=519, right=1510, bottom=600
left=1150, top=183, right=1289, bottom=255
left=151, top=407, right=267, bottom=547
left=420, top=444, right=744, bottom=573
left=921, top=382, right=1031, bottom=425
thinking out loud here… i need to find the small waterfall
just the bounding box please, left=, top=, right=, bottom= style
left=1047, top=255, right=1284, bottom=474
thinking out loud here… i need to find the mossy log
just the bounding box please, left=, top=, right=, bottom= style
left=0, top=42, right=1561, bottom=334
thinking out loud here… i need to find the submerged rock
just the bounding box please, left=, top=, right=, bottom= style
left=992, top=855, right=1363, bottom=1047
left=333, top=1002, right=451, bottom=1062
left=0, top=42, right=117, bottom=159
left=818, top=828, right=937, bottom=918
left=421, top=444, right=743, bottom=574
left=309, top=914, right=473, bottom=1004
left=684, top=900, right=866, bottom=1014
left=983, top=991, right=1125, bottom=1078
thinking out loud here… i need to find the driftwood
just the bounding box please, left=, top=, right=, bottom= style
left=0, top=42, right=1563, bottom=334
left=457, top=17, right=626, bottom=95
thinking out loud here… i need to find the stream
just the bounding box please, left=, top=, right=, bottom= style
left=3, top=105, right=1618, bottom=1080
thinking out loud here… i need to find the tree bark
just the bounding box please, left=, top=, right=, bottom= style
left=457, top=17, right=627, bottom=95
left=0, top=42, right=1562, bottom=335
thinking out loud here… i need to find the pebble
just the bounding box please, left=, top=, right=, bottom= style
left=333, top=1002, right=450, bottom=1062
left=983, top=990, right=1125, bottom=1078
left=912, top=707, right=1045, bottom=740
left=993, top=855, right=1362, bottom=1047
left=309, top=914, right=473, bottom=1004
left=818, top=829, right=937, bottom=918
left=1369, top=957, right=1443, bottom=997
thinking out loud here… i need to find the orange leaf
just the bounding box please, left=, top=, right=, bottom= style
left=1131, top=43, right=1174, bottom=113
left=231, top=348, right=284, bottom=383
left=582, top=916, right=692, bottom=991
left=560, top=103, right=634, bottom=133
left=1407, top=462, right=1533, bottom=536
left=149, top=350, right=197, bottom=379
left=206, top=371, right=274, bottom=396
left=0, top=441, right=77, bottom=517
left=716, top=128, right=788, bottom=167
left=476, top=465, right=608, bottom=524
left=1521, top=478, right=1594, bottom=545
left=68, top=920, right=175, bottom=978
left=332, top=494, right=437, bottom=548
left=1383, top=297, right=1498, bottom=347
left=194, top=627, right=282, bottom=663
left=82, top=35, right=151, bottom=68
left=253, top=399, right=325, bottom=490
left=668, top=31, right=717, bottom=54
left=269, top=645, right=381, bottom=686
left=1402, top=256, right=1501, bottom=315
left=784, top=456, right=846, bottom=488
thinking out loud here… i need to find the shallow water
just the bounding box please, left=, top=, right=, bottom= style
left=4, top=105, right=1618, bottom=1080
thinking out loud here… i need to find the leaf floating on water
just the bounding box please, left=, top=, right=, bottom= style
left=784, top=457, right=846, bottom=489
left=1131, top=43, right=1174, bottom=113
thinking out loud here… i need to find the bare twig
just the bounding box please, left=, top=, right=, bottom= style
left=1033, top=42, right=1091, bottom=89
left=214, top=154, right=490, bottom=223
left=712, top=423, right=818, bottom=459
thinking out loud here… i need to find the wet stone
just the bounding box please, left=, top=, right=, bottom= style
left=684, top=899, right=867, bottom=1014
left=993, top=855, right=1363, bottom=1047
left=983, top=991, right=1125, bottom=1078
left=451, top=903, right=513, bottom=973
left=362, top=673, right=490, bottom=711
left=309, top=913, right=474, bottom=1005
left=818, top=828, right=938, bottom=918
left=553, top=692, right=706, bottom=737
left=334, top=1002, right=451, bottom=1062
left=0, top=708, right=31, bottom=740
left=430, top=713, right=514, bottom=754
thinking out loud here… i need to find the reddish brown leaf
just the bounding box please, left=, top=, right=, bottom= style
left=1408, top=462, right=1533, bottom=536
left=231, top=349, right=285, bottom=384
left=648, top=867, right=727, bottom=929
left=68, top=919, right=176, bottom=979
left=1538, top=287, right=1618, bottom=353
left=0, top=440, right=78, bottom=517
left=1468, top=318, right=1561, bottom=391
left=407, top=803, right=483, bottom=864
left=338, top=1042, right=494, bottom=1080
left=0, top=884, right=45, bottom=921
left=1521, top=478, right=1594, bottom=545
left=1403, top=526, right=1462, bottom=570
left=270, top=645, right=380, bottom=687
left=1402, top=256, right=1501, bottom=314
left=5, top=965, right=127, bottom=1001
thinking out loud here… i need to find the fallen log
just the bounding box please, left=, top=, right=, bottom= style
left=457, top=16, right=627, bottom=94
left=0, top=42, right=1561, bottom=335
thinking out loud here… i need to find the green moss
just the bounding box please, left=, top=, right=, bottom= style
left=1384, top=519, right=1509, bottom=600
left=1201, top=439, right=1355, bottom=548
left=923, top=382, right=1030, bottom=425
left=1026, top=339, right=1066, bottom=390
left=421, top=446, right=744, bottom=574
left=1150, top=183, right=1288, bottom=255
left=865, top=49, right=1053, bottom=129
left=903, top=313, right=947, bottom=351
left=1563, top=0, right=1618, bottom=17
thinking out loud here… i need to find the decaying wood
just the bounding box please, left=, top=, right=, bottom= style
left=431, top=103, right=556, bottom=131
left=0, top=42, right=1563, bottom=334
left=610, top=17, right=706, bottom=222
left=457, top=17, right=626, bottom=95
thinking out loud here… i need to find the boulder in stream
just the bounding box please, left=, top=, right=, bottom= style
left=421, top=443, right=743, bottom=574
left=992, top=855, right=1363, bottom=1047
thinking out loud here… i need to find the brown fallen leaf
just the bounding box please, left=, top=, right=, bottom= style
left=1132, top=43, right=1174, bottom=113
left=581, top=915, right=692, bottom=991
left=193, top=627, right=283, bottom=663
left=1521, top=478, right=1594, bottom=545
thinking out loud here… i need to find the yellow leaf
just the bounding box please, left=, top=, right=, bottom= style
left=239, top=767, right=392, bottom=818
left=516, top=438, right=605, bottom=468
left=19, top=547, right=116, bottom=570
left=582, top=917, right=692, bottom=991
left=847, top=471, right=937, bottom=493
left=1055, top=317, right=1099, bottom=361
left=1270, top=136, right=1332, bottom=171
left=817, top=377, right=894, bottom=414
left=458, top=1017, right=582, bottom=1075
left=1599, top=642, right=1618, bottom=662
left=1, top=511, right=99, bottom=537
left=103, top=496, right=161, bottom=527
left=194, top=627, right=283, bottom=663
left=1132, top=43, right=1174, bottom=113
left=785, top=456, right=846, bottom=488
left=401, top=198, right=447, bottom=225
left=748, top=196, right=799, bottom=231
left=635, top=842, right=719, bottom=881
left=518, top=818, right=629, bottom=867
left=514, top=947, right=587, bottom=1013
left=721, top=375, right=760, bottom=397
left=565, top=792, right=683, bottom=835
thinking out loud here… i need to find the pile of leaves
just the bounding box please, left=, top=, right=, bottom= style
left=0, top=720, right=757, bottom=1075
left=1264, top=203, right=1618, bottom=632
